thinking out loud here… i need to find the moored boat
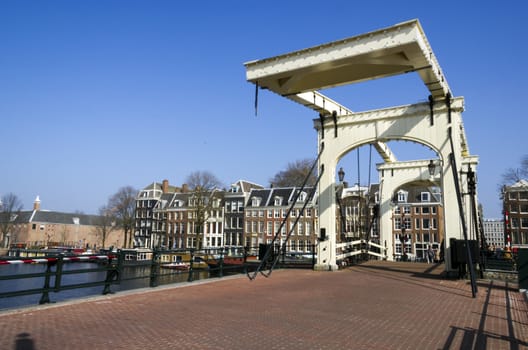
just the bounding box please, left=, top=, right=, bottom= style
left=161, top=262, right=190, bottom=271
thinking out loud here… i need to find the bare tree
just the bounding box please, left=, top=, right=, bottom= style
left=108, top=186, right=138, bottom=248
left=500, top=155, right=528, bottom=194
left=185, top=171, right=223, bottom=249
left=93, top=206, right=118, bottom=249
left=269, top=158, right=317, bottom=187
left=186, top=171, right=223, bottom=191
left=0, top=193, right=24, bottom=248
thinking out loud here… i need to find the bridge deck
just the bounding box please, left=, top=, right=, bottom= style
left=1, top=261, right=526, bottom=349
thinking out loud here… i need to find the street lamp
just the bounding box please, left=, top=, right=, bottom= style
left=428, top=159, right=436, bottom=176
left=338, top=167, right=345, bottom=183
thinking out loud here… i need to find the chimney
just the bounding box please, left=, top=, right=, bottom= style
left=181, top=184, right=188, bottom=193
left=33, top=196, right=41, bottom=211
left=162, top=179, right=169, bottom=193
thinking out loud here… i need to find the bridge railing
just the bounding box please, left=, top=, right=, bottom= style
left=1, top=245, right=316, bottom=308
left=0, top=252, right=119, bottom=305
left=336, top=240, right=387, bottom=264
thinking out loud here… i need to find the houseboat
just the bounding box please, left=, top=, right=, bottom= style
left=121, top=248, right=153, bottom=265
left=159, top=251, right=210, bottom=270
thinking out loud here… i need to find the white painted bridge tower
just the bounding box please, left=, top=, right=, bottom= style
left=244, top=20, right=478, bottom=274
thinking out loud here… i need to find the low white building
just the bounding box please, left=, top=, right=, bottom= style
left=482, top=218, right=504, bottom=249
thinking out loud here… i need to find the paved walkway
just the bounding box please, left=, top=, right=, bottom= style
left=1, top=261, right=527, bottom=350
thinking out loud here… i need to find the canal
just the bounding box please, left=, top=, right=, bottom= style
left=0, top=262, right=216, bottom=312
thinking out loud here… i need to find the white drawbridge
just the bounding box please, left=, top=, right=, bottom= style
left=244, top=19, right=478, bottom=276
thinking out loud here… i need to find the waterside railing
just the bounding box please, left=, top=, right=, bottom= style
left=0, top=245, right=316, bottom=307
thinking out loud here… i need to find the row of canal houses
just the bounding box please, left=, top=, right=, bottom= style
left=134, top=179, right=445, bottom=260
left=134, top=179, right=325, bottom=254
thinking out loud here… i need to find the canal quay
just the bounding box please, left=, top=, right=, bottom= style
left=1, top=261, right=527, bottom=350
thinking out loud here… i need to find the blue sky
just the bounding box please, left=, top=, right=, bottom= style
left=1, top=1, right=526, bottom=219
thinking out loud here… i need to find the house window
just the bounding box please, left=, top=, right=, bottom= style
left=423, top=218, right=430, bottom=229
left=422, top=207, right=430, bottom=214
left=274, top=197, right=283, bottom=206
left=394, top=218, right=402, bottom=230
left=403, top=217, right=411, bottom=230
left=421, top=192, right=430, bottom=202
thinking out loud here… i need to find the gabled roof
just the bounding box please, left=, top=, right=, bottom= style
left=15, top=210, right=105, bottom=226
left=509, top=179, right=528, bottom=188
left=237, top=180, right=264, bottom=193
left=405, top=187, right=442, bottom=205
left=247, top=186, right=317, bottom=207
left=246, top=189, right=271, bottom=207
left=2, top=211, right=33, bottom=224
left=142, top=182, right=163, bottom=191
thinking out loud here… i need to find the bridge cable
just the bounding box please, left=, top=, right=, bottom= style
left=362, top=144, right=377, bottom=258
left=259, top=173, right=323, bottom=279
left=247, top=143, right=325, bottom=280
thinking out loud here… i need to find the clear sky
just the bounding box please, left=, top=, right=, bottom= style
left=1, top=1, right=526, bottom=219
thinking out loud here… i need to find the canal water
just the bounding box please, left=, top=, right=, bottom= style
left=0, top=262, right=220, bottom=312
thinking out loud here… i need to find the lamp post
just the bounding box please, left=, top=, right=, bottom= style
left=336, top=168, right=346, bottom=243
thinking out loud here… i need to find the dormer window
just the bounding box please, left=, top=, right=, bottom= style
left=274, top=196, right=283, bottom=206
left=421, top=192, right=430, bottom=202
left=251, top=197, right=261, bottom=207
left=297, top=191, right=307, bottom=202
left=397, top=190, right=408, bottom=203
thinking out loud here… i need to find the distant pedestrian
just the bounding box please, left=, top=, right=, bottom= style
left=426, top=246, right=435, bottom=264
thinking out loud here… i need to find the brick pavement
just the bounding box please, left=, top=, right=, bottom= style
left=0, top=261, right=527, bottom=350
